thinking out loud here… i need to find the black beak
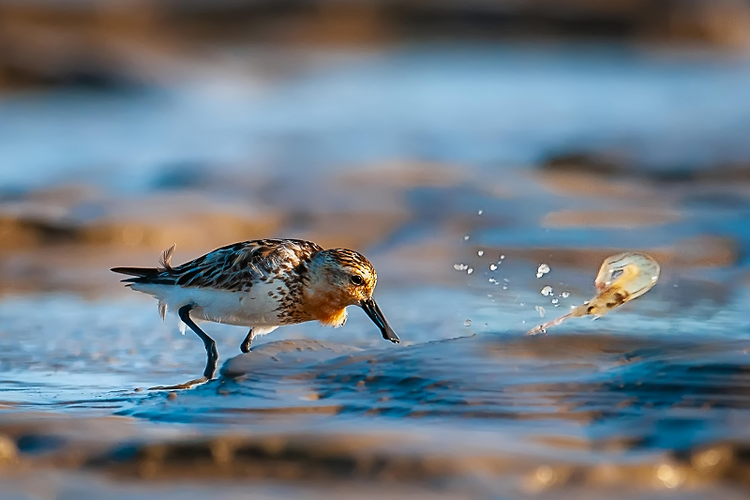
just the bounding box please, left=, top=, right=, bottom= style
left=360, top=298, right=400, bottom=343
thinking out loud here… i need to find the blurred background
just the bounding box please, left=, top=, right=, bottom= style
left=2, top=1, right=750, bottom=499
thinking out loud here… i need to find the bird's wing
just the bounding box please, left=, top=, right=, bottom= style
left=125, top=239, right=322, bottom=292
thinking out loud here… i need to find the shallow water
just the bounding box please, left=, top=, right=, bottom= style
left=2, top=44, right=750, bottom=498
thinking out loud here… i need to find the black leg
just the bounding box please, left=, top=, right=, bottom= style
left=240, top=328, right=253, bottom=353
left=178, top=304, right=218, bottom=380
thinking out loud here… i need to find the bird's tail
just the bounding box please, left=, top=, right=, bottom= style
left=110, top=267, right=160, bottom=283
left=111, top=244, right=176, bottom=283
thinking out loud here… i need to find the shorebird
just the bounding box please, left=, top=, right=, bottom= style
left=112, top=239, right=399, bottom=386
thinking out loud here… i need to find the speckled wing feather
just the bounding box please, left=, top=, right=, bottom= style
left=119, top=239, right=323, bottom=292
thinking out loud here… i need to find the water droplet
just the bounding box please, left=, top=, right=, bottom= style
left=467, top=267, right=474, bottom=275
left=463, top=235, right=470, bottom=241
left=551, top=298, right=560, bottom=307
left=502, top=285, right=508, bottom=290
left=477, top=250, right=484, bottom=257
left=489, top=263, right=498, bottom=271
left=453, top=263, right=468, bottom=271
left=540, top=285, right=554, bottom=297
left=536, top=263, right=551, bottom=278
left=561, top=291, right=571, bottom=298
left=500, top=255, right=506, bottom=260
left=477, top=210, right=483, bottom=215
left=488, top=278, right=498, bottom=284
left=535, top=305, right=546, bottom=318
left=464, top=319, right=472, bottom=327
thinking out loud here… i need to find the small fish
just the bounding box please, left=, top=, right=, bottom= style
left=112, top=239, right=399, bottom=385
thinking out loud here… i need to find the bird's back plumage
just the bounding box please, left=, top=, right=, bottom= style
left=112, top=239, right=323, bottom=292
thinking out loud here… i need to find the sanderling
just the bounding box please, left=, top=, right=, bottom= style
left=111, top=239, right=399, bottom=386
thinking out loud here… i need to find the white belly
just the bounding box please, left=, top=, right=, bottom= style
left=132, top=282, right=284, bottom=327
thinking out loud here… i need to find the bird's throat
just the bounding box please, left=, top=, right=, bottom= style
left=304, top=290, right=349, bottom=327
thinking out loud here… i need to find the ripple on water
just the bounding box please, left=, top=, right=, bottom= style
left=110, top=335, right=750, bottom=455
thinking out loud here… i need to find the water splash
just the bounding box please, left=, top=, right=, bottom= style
left=528, top=252, right=660, bottom=335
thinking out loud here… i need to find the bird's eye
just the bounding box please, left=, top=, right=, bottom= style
left=350, top=274, right=364, bottom=286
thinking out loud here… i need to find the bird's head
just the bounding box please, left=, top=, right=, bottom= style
left=305, top=248, right=399, bottom=343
